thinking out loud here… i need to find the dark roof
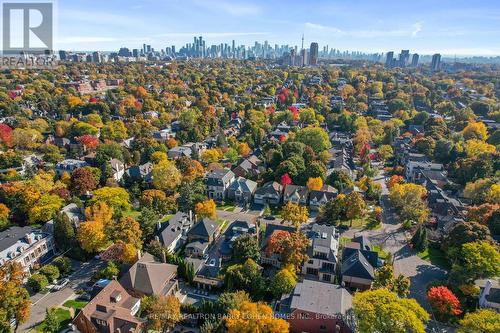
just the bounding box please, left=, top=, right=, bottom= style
left=342, top=247, right=379, bottom=268
left=206, top=168, right=234, bottom=183
left=280, top=280, right=352, bottom=315
left=157, top=211, right=192, bottom=247
left=255, top=181, right=282, bottom=196
left=341, top=250, right=375, bottom=280
left=188, top=218, right=219, bottom=239
left=0, top=226, right=34, bottom=251
left=351, top=235, right=372, bottom=251
left=283, top=185, right=309, bottom=200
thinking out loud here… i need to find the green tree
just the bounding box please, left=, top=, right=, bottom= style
left=458, top=309, right=500, bottom=333
left=451, top=241, right=500, bottom=283
left=269, top=266, right=297, bottom=298
left=52, top=257, right=71, bottom=275
left=232, top=234, right=261, bottom=263
left=225, top=259, right=266, bottom=299
left=28, top=273, right=48, bottom=292
left=295, top=126, right=331, bottom=153
left=353, top=289, right=429, bottom=333
left=40, top=264, right=60, bottom=282
left=53, top=212, right=76, bottom=250
left=43, top=308, right=60, bottom=333
left=411, top=225, right=428, bottom=252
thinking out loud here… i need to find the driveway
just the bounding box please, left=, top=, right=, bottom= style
left=20, top=259, right=104, bottom=332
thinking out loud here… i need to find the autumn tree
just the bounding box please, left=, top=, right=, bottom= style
left=225, top=301, right=289, bottom=333
left=106, top=216, right=142, bottom=250
left=306, top=177, right=323, bottom=191
left=266, top=231, right=309, bottom=270
left=281, top=202, right=308, bottom=229
left=152, top=159, right=182, bottom=192
left=195, top=199, right=217, bottom=219
left=458, top=309, right=500, bottom=333
left=70, top=167, right=98, bottom=195
left=269, top=265, right=297, bottom=298
left=232, top=234, right=260, bottom=263
left=88, top=187, right=131, bottom=212
left=450, top=241, right=500, bottom=283
left=373, top=262, right=411, bottom=298
left=78, top=220, right=106, bottom=253
left=462, top=121, right=488, bottom=141
left=28, top=193, right=63, bottom=224
left=141, top=295, right=181, bottom=332
left=389, top=183, right=429, bottom=224
left=427, top=286, right=462, bottom=321
left=0, top=262, right=31, bottom=331
left=353, top=289, right=429, bottom=333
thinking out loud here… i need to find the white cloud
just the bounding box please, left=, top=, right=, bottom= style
left=304, top=22, right=425, bottom=38
left=412, top=22, right=422, bottom=37
left=193, top=0, right=261, bottom=16
left=156, top=32, right=269, bottom=38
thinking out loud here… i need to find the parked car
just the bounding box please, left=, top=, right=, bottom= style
left=53, top=278, right=69, bottom=291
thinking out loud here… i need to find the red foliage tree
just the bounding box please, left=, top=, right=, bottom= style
left=427, top=286, right=462, bottom=320
left=0, top=124, right=13, bottom=147
left=70, top=167, right=98, bottom=195
left=77, top=135, right=99, bottom=150
left=265, top=230, right=290, bottom=256
left=88, top=96, right=99, bottom=103
left=280, top=173, right=292, bottom=187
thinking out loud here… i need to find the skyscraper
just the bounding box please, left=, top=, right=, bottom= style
left=411, top=53, right=419, bottom=67
left=309, top=42, right=319, bottom=66
left=431, top=53, right=441, bottom=71
left=399, top=50, right=410, bottom=67
left=385, top=51, right=394, bottom=68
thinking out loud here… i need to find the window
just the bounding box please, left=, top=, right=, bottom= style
left=322, top=274, right=331, bottom=282
left=320, top=325, right=327, bottom=331
left=306, top=267, right=318, bottom=275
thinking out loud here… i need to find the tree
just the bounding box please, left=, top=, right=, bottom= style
left=296, top=126, right=331, bottom=153
left=28, top=193, right=64, bottom=224
left=306, top=177, right=323, bottom=191
left=52, top=257, right=71, bottom=276
left=238, top=142, right=251, bottom=157
left=345, top=191, right=367, bottom=222
left=53, top=212, right=75, bottom=250
left=88, top=187, right=131, bottom=212
left=353, top=289, right=429, bottom=333
left=225, top=301, right=289, bottom=333
left=411, top=225, right=428, bottom=252
left=327, top=170, right=353, bottom=191
left=152, top=159, right=182, bottom=192
left=177, top=179, right=206, bottom=212
left=77, top=220, right=106, bottom=253
left=140, top=189, right=176, bottom=214
left=0, top=262, right=31, bottom=331
left=40, top=264, right=60, bottom=282
left=378, top=144, right=394, bottom=161
left=70, top=167, right=98, bottom=195
left=106, top=216, right=143, bottom=249
left=232, top=234, right=260, bottom=263
left=225, top=259, right=265, bottom=299
left=28, top=273, right=48, bottom=292
left=141, top=295, right=181, bottom=332
left=445, top=221, right=491, bottom=251
left=462, top=121, right=488, bottom=141
left=281, top=202, right=308, bottom=229
left=427, top=286, right=462, bottom=321
left=269, top=265, right=297, bottom=298
left=451, top=241, right=500, bottom=283
left=195, top=199, right=217, bottom=219
left=389, top=183, right=429, bottom=224
left=373, top=263, right=410, bottom=298
left=280, top=173, right=292, bottom=187
left=43, top=308, right=60, bottom=333
left=266, top=231, right=309, bottom=270
left=458, top=309, right=500, bottom=333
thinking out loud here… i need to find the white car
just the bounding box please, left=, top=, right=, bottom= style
left=208, top=259, right=216, bottom=266
left=53, top=278, right=69, bottom=291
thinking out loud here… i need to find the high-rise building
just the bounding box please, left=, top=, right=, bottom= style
left=59, top=50, right=67, bottom=61
left=309, top=42, right=319, bottom=65
left=411, top=53, right=419, bottom=67
left=132, top=49, right=139, bottom=58
left=399, top=50, right=410, bottom=67
left=385, top=51, right=394, bottom=68
left=92, top=51, right=101, bottom=63
left=143, top=44, right=147, bottom=55
left=431, top=53, right=441, bottom=71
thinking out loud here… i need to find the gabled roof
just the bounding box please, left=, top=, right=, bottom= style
left=283, top=185, right=309, bottom=200
left=351, top=235, right=371, bottom=251
left=341, top=250, right=375, bottom=280
left=119, top=252, right=177, bottom=296
left=228, top=177, right=258, bottom=193
left=255, top=181, right=283, bottom=196
left=206, top=168, right=235, bottom=184
left=188, top=218, right=219, bottom=239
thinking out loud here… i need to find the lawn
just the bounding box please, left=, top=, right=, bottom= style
left=123, top=209, right=141, bottom=219
left=63, top=299, right=88, bottom=310
left=217, top=219, right=229, bottom=232
left=373, top=245, right=390, bottom=260
left=338, top=218, right=366, bottom=229
left=159, top=214, right=174, bottom=223
left=36, top=308, right=71, bottom=332
left=339, top=236, right=352, bottom=248
left=217, top=203, right=235, bottom=212
left=417, top=247, right=450, bottom=269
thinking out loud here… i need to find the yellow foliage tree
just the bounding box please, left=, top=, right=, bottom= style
left=201, top=148, right=222, bottom=164
left=462, top=121, right=488, bottom=141
left=306, top=177, right=323, bottom=191
left=195, top=199, right=217, bottom=219
left=78, top=220, right=106, bottom=253
left=238, top=142, right=251, bottom=157
left=152, top=160, right=182, bottom=192
left=225, top=301, right=289, bottom=333
left=281, top=202, right=309, bottom=229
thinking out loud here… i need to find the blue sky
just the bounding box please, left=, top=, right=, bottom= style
left=54, top=0, right=500, bottom=56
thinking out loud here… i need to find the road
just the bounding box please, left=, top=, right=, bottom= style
left=20, top=259, right=104, bottom=332
left=349, top=169, right=447, bottom=310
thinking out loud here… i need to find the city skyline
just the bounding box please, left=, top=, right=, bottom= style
left=52, top=0, right=500, bottom=56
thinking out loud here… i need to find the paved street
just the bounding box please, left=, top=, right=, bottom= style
left=20, top=259, right=104, bottom=332
left=348, top=169, right=448, bottom=310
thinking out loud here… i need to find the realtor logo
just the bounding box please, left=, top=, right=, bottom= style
left=2, top=2, right=53, bottom=54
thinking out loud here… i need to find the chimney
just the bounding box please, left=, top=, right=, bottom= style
left=157, top=221, right=161, bottom=230
left=189, top=210, right=193, bottom=223
left=154, top=235, right=160, bottom=242
left=136, top=249, right=141, bottom=260
left=25, top=233, right=34, bottom=245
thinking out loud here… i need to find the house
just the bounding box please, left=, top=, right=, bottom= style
left=341, top=236, right=379, bottom=291
left=477, top=279, right=500, bottom=311
left=185, top=218, right=220, bottom=257
left=167, top=146, right=192, bottom=160
left=109, top=158, right=125, bottom=182
left=60, top=203, right=85, bottom=227
left=283, top=185, right=309, bottom=205
left=219, top=220, right=257, bottom=260
left=187, top=257, right=224, bottom=291
left=55, top=159, right=88, bottom=175
left=232, top=155, right=262, bottom=178
left=125, top=162, right=153, bottom=183
left=309, top=186, right=338, bottom=211
left=152, top=128, right=175, bottom=142
left=302, top=224, right=339, bottom=284
left=155, top=211, right=194, bottom=253
left=119, top=252, right=178, bottom=297
left=254, top=181, right=283, bottom=206
left=405, top=161, right=444, bottom=182
left=278, top=280, right=353, bottom=333
left=227, top=177, right=258, bottom=204
left=205, top=168, right=235, bottom=201
left=0, top=226, right=56, bottom=275
left=260, top=223, right=296, bottom=268
left=73, top=280, right=144, bottom=333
